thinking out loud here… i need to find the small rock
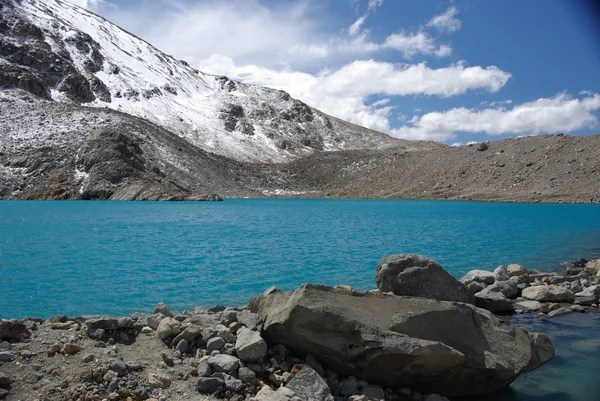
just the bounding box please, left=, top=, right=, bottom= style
left=255, top=385, right=290, bottom=401
left=238, top=367, right=256, bottom=382
left=153, top=303, right=173, bottom=317
left=156, top=317, right=181, bottom=341
left=424, top=395, right=450, bottom=401
left=507, top=264, right=528, bottom=277
left=574, top=296, right=597, bottom=306
left=208, top=354, right=240, bottom=372
left=236, top=311, right=262, bottom=330
left=175, top=339, right=189, bottom=353
left=264, top=286, right=281, bottom=296
left=196, top=377, right=224, bottom=393
left=235, top=327, right=267, bottom=362
left=104, top=370, right=118, bottom=383
left=147, top=313, right=166, bottom=330
left=63, top=343, right=82, bottom=355
left=82, top=354, right=95, bottom=363
left=570, top=304, right=585, bottom=312
left=0, top=321, right=31, bottom=342
left=141, top=326, right=154, bottom=334
left=460, top=270, right=495, bottom=285
left=575, top=284, right=600, bottom=299
left=493, top=266, right=509, bottom=282
left=207, top=337, right=226, bottom=352
left=287, top=365, right=334, bottom=401
left=161, top=352, right=174, bottom=367
left=513, top=300, right=542, bottom=312
left=0, top=372, right=12, bottom=388
left=110, top=360, right=128, bottom=376
left=148, top=373, right=171, bottom=389
left=522, top=285, right=575, bottom=302
left=50, top=315, right=68, bottom=323
left=548, top=307, right=573, bottom=318
left=197, top=358, right=212, bottom=377
left=172, top=325, right=201, bottom=343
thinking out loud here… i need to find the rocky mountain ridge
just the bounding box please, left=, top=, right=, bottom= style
left=0, top=0, right=599, bottom=202
left=0, top=0, right=404, bottom=163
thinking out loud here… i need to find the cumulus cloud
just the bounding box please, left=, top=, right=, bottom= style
left=427, top=6, right=461, bottom=33
left=391, top=92, right=600, bottom=141
left=199, top=56, right=511, bottom=132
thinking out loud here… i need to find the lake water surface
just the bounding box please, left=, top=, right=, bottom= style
left=1, top=199, right=600, bottom=400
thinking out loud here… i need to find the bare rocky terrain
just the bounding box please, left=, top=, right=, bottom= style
left=1, top=91, right=598, bottom=203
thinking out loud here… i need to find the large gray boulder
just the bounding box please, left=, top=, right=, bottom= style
left=235, top=327, right=267, bottom=362
left=521, top=285, right=575, bottom=302
left=460, top=270, right=495, bottom=285
left=250, top=284, right=554, bottom=398
left=375, top=254, right=474, bottom=303
left=474, top=286, right=515, bottom=313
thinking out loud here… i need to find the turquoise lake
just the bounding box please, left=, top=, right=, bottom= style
left=1, top=199, right=600, bottom=400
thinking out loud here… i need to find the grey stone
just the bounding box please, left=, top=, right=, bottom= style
left=172, top=325, right=201, bottom=344
left=375, top=254, right=474, bottom=303
left=547, top=307, right=573, bottom=319
left=85, top=317, right=133, bottom=332
left=0, top=342, right=11, bottom=351
left=238, top=367, right=256, bottom=382
left=234, top=327, right=267, bottom=362
left=287, top=365, right=334, bottom=401
left=147, top=313, right=166, bottom=330
left=110, top=360, right=128, bottom=376
left=255, top=385, right=290, bottom=401
left=490, top=280, right=519, bottom=298
left=213, top=372, right=243, bottom=392
left=575, top=284, right=600, bottom=298
left=155, top=317, right=181, bottom=341
left=264, top=286, right=281, bottom=296
left=236, top=311, right=262, bottom=330
left=575, top=296, right=598, bottom=306
left=513, top=300, right=542, bottom=312
left=207, top=337, right=226, bottom=352
left=0, top=372, right=11, bottom=387
left=522, top=285, right=575, bottom=302
left=493, top=266, right=509, bottom=282
left=547, top=272, right=589, bottom=285
left=507, top=264, right=528, bottom=277
left=250, top=284, right=554, bottom=398
left=175, top=339, right=189, bottom=353
left=460, top=270, right=495, bottom=285
left=196, top=377, right=224, bottom=393
left=197, top=358, right=212, bottom=377
left=0, top=320, right=31, bottom=342
left=474, top=286, right=515, bottom=313
left=467, top=281, right=485, bottom=294
left=153, top=302, right=173, bottom=317
left=148, top=373, right=171, bottom=389
left=208, top=354, right=240, bottom=372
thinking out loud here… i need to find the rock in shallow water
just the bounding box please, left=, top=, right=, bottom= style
left=250, top=284, right=554, bottom=398
left=375, top=254, right=474, bottom=303
left=522, top=285, right=575, bottom=302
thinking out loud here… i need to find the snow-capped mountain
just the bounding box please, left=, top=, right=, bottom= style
left=0, top=0, right=401, bottom=162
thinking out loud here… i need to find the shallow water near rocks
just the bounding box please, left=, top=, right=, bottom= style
left=1, top=199, right=600, bottom=399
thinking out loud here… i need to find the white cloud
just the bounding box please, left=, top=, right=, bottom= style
left=199, top=56, right=511, bottom=133
left=390, top=92, right=600, bottom=141
left=67, top=0, right=113, bottom=11
left=427, top=6, right=461, bottom=33
left=348, top=15, right=367, bottom=36
left=368, top=0, right=384, bottom=11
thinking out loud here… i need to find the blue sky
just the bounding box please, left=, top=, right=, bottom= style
left=74, top=0, right=600, bottom=144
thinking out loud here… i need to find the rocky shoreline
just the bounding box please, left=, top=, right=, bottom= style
left=1, top=255, right=597, bottom=401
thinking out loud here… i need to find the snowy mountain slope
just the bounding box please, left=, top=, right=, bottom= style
left=0, top=0, right=412, bottom=162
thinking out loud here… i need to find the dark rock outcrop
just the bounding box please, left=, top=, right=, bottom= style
left=375, top=254, right=474, bottom=303
left=250, top=284, right=554, bottom=397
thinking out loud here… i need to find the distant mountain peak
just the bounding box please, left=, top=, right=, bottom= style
left=1, top=0, right=403, bottom=162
